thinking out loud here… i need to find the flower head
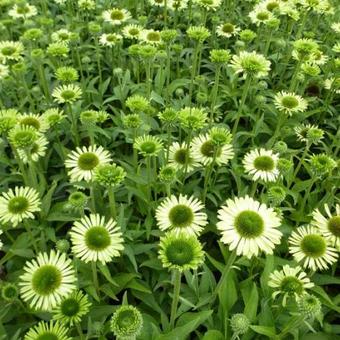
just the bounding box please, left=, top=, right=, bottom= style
left=156, top=195, right=208, bottom=235
left=191, top=133, right=234, bottom=166
left=52, top=290, right=91, bottom=325
left=0, top=186, right=41, bottom=227
left=65, top=145, right=112, bottom=182
left=19, top=251, right=76, bottom=310
left=268, top=265, right=314, bottom=304
left=69, top=214, right=124, bottom=263
left=288, top=225, right=338, bottom=271
left=230, top=314, right=250, bottom=336
left=24, top=321, right=71, bottom=340
left=243, top=148, right=279, bottom=182
left=159, top=231, right=204, bottom=271
left=217, top=196, right=282, bottom=258
left=230, top=51, right=270, bottom=78
left=0, top=41, right=24, bottom=63
left=134, top=135, right=163, bottom=157
left=8, top=3, right=37, bottom=19
left=216, top=22, right=240, bottom=38
left=168, top=142, right=200, bottom=172
left=93, top=163, right=126, bottom=187
left=274, top=91, right=308, bottom=115
left=312, top=204, right=340, bottom=250
left=102, top=8, right=131, bottom=25
left=111, top=305, right=143, bottom=339
left=52, top=84, right=83, bottom=104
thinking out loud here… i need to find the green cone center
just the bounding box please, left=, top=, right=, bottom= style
left=235, top=210, right=264, bottom=238
left=85, top=226, right=111, bottom=250
left=168, top=204, right=194, bottom=228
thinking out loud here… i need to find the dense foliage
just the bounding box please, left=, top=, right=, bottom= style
left=0, top=0, right=339, bottom=339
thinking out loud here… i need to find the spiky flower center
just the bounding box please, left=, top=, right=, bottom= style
left=85, top=226, right=111, bottom=250
left=140, top=141, right=157, bottom=154
left=165, top=239, right=194, bottom=265
left=169, top=204, right=194, bottom=228
left=61, top=298, right=80, bottom=316
left=222, top=23, right=234, bottom=33
left=36, top=333, right=59, bottom=340
left=116, top=309, right=135, bottom=328
left=13, top=130, right=36, bottom=146
left=20, top=117, right=40, bottom=130
left=146, top=32, right=161, bottom=42
left=281, top=96, right=299, bottom=109
left=128, top=28, right=139, bottom=35
left=17, top=6, right=30, bottom=14
left=301, top=234, right=326, bottom=257
left=266, top=2, right=279, bottom=11
left=242, top=57, right=263, bottom=73
left=200, top=140, right=221, bottom=158
left=257, top=11, right=269, bottom=20
left=77, top=152, right=99, bottom=170
left=328, top=216, right=340, bottom=237
left=235, top=210, right=264, bottom=238
left=3, top=286, right=17, bottom=299
left=174, top=149, right=188, bottom=165
left=110, top=10, right=124, bottom=20
left=280, top=276, right=304, bottom=294
left=32, top=265, right=62, bottom=295
left=1, top=46, right=16, bottom=56
left=254, top=155, right=275, bottom=171
left=61, top=90, right=76, bottom=100
left=8, top=196, right=29, bottom=214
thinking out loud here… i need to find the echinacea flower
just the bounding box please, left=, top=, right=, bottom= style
left=243, top=148, right=279, bottom=182
left=312, top=204, right=340, bottom=250
left=288, top=225, right=338, bottom=271
left=217, top=196, right=282, bottom=258
left=102, top=8, right=131, bottom=25
left=191, top=133, right=234, bottom=166
left=52, top=290, right=91, bottom=325
left=159, top=231, right=204, bottom=271
left=0, top=187, right=41, bottom=227
left=19, top=251, right=76, bottom=310
left=69, top=214, right=124, bottom=263
left=268, top=265, right=314, bottom=304
left=111, top=305, right=143, bottom=339
left=230, top=51, right=271, bottom=78
left=274, top=91, right=308, bottom=115
left=156, top=195, right=208, bottom=235
left=24, top=321, right=71, bottom=340
left=168, top=142, right=200, bottom=172
left=65, top=145, right=112, bottom=182
left=52, top=84, right=83, bottom=104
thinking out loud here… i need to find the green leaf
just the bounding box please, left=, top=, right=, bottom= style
left=250, top=325, right=277, bottom=338
left=202, top=330, right=224, bottom=340
left=159, top=310, right=213, bottom=339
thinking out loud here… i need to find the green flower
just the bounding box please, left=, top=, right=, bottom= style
left=209, top=49, right=231, bottom=63
left=93, top=163, right=126, bottom=187
left=24, top=321, right=71, bottom=340
left=53, top=290, right=91, bottom=325
left=309, top=154, right=336, bottom=176
left=1, top=283, right=18, bottom=302
left=178, top=107, right=207, bottom=130
left=134, top=135, right=163, bottom=157
left=230, top=313, right=250, bottom=335
left=187, top=26, right=211, bottom=42
left=55, top=66, right=79, bottom=83
left=159, top=231, right=204, bottom=271
left=111, top=305, right=143, bottom=340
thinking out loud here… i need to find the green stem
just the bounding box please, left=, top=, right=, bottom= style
left=24, top=221, right=38, bottom=254
left=290, top=143, right=310, bottom=188
left=189, top=43, right=201, bottom=106
left=91, top=261, right=100, bottom=297
left=170, top=270, right=182, bottom=329
left=210, top=65, right=222, bottom=125
left=108, top=189, right=117, bottom=219
left=75, top=323, right=84, bottom=340
left=232, top=76, right=252, bottom=137
left=213, top=250, right=237, bottom=299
